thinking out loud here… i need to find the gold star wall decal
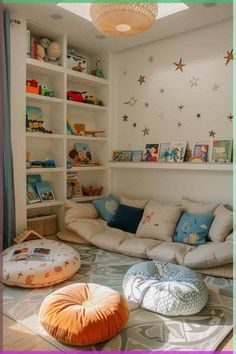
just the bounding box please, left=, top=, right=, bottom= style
left=209, top=130, right=216, bottom=137
left=174, top=58, right=186, bottom=72
left=196, top=113, right=201, bottom=119
left=224, top=49, right=233, bottom=66
left=138, top=75, right=145, bottom=85
left=227, top=114, right=233, bottom=122
left=142, top=126, right=150, bottom=136
left=178, top=104, right=184, bottom=111
left=122, top=114, right=128, bottom=122
left=177, top=121, right=182, bottom=128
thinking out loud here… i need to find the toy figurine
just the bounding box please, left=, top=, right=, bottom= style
left=91, top=58, right=105, bottom=78
left=72, top=61, right=85, bottom=72
left=47, top=41, right=62, bottom=65
left=40, top=84, right=54, bottom=97
left=36, top=43, right=46, bottom=61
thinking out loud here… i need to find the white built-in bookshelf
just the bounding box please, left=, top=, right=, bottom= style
left=11, top=20, right=109, bottom=232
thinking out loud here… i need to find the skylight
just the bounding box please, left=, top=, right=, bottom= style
left=57, top=3, right=189, bottom=22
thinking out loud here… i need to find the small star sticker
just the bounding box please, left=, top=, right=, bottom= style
left=123, top=70, right=127, bottom=75
left=133, top=122, right=137, bottom=127
left=178, top=104, right=184, bottom=111
left=174, top=58, right=186, bottom=72
left=122, top=114, right=128, bottom=122
left=160, top=88, right=165, bottom=94
left=227, top=113, right=233, bottom=122
left=149, top=56, right=154, bottom=62
left=196, top=113, right=201, bottom=119
left=224, top=49, right=233, bottom=66
left=212, top=84, right=219, bottom=91
left=189, top=76, right=199, bottom=87
left=124, top=97, right=138, bottom=106
left=158, top=113, right=165, bottom=120
left=138, top=75, right=145, bottom=85
left=142, top=126, right=150, bottom=136
left=177, top=121, right=182, bottom=128
left=209, top=130, right=216, bottom=137
left=144, top=102, right=149, bottom=107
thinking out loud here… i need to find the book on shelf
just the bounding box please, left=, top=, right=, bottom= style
left=212, top=140, right=232, bottom=163
left=35, top=181, right=55, bottom=202
left=169, top=141, right=187, bottom=162
left=26, top=183, right=41, bottom=204
left=131, top=150, right=143, bottom=162
left=75, top=143, right=93, bottom=163
left=121, top=150, right=132, bottom=162
left=67, top=173, right=83, bottom=198
left=159, top=143, right=171, bottom=162
left=112, top=150, right=123, bottom=161
left=143, top=144, right=159, bottom=162
left=193, top=144, right=209, bottom=162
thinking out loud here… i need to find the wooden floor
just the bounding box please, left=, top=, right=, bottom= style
left=3, top=314, right=233, bottom=351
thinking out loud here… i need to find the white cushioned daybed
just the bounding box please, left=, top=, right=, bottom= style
left=60, top=197, right=233, bottom=271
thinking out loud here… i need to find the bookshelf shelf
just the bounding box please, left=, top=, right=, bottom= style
left=26, top=133, right=64, bottom=139
left=67, top=68, right=108, bottom=87
left=67, top=100, right=107, bottom=112
left=67, top=166, right=108, bottom=172
left=26, top=93, right=64, bottom=104
left=67, top=135, right=106, bottom=142
left=27, top=200, right=63, bottom=210
left=26, top=167, right=64, bottom=174
left=71, top=195, right=106, bottom=202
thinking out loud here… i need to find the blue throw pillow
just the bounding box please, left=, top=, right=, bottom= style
left=108, top=204, right=144, bottom=234
left=92, top=194, right=119, bottom=222
left=174, top=212, right=214, bottom=245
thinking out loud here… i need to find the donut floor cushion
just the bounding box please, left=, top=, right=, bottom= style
left=39, top=283, right=130, bottom=346
left=123, top=261, right=208, bottom=316
left=3, top=239, right=80, bottom=288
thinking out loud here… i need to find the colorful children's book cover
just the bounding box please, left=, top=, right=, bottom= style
left=169, top=141, right=187, bottom=162
left=159, top=143, right=171, bottom=162
left=10, top=247, right=31, bottom=261
left=143, top=144, right=159, bottom=162
left=26, top=174, right=42, bottom=186
left=193, top=144, right=208, bottom=162
left=121, top=150, right=132, bottom=162
left=26, top=183, right=41, bottom=204
left=132, top=150, right=143, bottom=162
left=67, top=173, right=83, bottom=196
left=75, top=143, right=93, bottom=163
left=212, top=140, right=232, bottom=163
left=29, top=247, right=51, bottom=261
left=26, top=106, right=44, bottom=132
left=112, top=151, right=123, bottom=161
left=35, top=182, right=55, bottom=202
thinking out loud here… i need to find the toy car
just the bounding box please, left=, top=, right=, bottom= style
left=41, top=159, right=56, bottom=168
left=40, top=84, right=54, bottom=97
left=26, top=79, right=39, bottom=94
left=67, top=90, right=87, bottom=103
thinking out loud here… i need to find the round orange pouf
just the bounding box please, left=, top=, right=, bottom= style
left=39, top=283, right=130, bottom=346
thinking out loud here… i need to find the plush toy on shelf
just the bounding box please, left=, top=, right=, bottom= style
left=91, top=58, right=105, bottom=79
left=39, top=38, right=62, bottom=66
left=36, top=43, right=46, bottom=61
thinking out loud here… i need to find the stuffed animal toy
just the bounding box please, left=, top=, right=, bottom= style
left=82, top=186, right=103, bottom=196
left=47, top=41, right=62, bottom=65
left=36, top=43, right=46, bottom=61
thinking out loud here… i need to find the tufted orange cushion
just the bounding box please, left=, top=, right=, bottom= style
left=39, top=283, right=130, bottom=346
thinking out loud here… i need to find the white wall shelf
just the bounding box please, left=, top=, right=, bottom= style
left=26, top=132, right=64, bottom=139
left=67, top=100, right=107, bottom=112
left=27, top=200, right=63, bottom=210
left=67, top=135, right=106, bottom=142
left=26, top=58, right=64, bottom=76
left=26, top=167, right=64, bottom=174
left=67, top=69, right=108, bottom=87
left=108, top=162, right=233, bottom=172
left=26, top=93, right=64, bottom=104
left=68, top=166, right=108, bottom=172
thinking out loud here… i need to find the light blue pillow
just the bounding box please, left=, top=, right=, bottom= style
left=174, top=212, right=214, bottom=245
left=92, top=194, right=119, bottom=222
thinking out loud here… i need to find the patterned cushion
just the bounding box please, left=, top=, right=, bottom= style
left=3, top=240, right=80, bottom=288
left=123, top=261, right=208, bottom=316
left=92, top=194, right=119, bottom=222
left=174, top=213, right=214, bottom=245
left=39, top=283, right=130, bottom=346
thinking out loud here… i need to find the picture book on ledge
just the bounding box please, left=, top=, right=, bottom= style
left=212, top=140, right=232, bottom=163
left=67, top=173, right=83, bottom=199
left=143, top=144, right=159, bottom=162
left=35, top=182, right=55, bottom=202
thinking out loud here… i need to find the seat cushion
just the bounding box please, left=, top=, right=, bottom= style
left=123, top=261, right=208, bottom=316
left=39, top=283, right=130, bottom=346
left=208, top=204, right=233, bottom=243
left=3, top=240, right=80, bottom=288
left=147, top=241, right=193, bottom=265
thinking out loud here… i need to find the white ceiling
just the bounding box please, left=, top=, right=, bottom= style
left=6, top=3, right=232, bottom=56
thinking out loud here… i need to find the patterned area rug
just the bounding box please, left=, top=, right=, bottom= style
left=3, top=244, right=233, bottom=351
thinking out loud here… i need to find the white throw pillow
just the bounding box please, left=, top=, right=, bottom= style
left=120, top=195, right=148, bottom=209
left=181, top=198, right=218, bottom=214
left=65, top=203, right=98, bottom=224
left=136, top=200, right=182, bottom=242
left=208, top=204, right=233, bottom=243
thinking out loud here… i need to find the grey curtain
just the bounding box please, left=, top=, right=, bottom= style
left=1, top=7, right=16, bottom=249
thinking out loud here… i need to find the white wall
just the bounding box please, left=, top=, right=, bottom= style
left=110, top=19, right=233, bottom=205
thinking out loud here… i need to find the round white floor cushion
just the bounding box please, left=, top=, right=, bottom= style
left=123, top=261, right=208, bottom=316
left=3, top=239, right=80, bottom=288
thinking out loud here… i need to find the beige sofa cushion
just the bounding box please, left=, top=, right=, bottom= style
left=65, top=202, right=98, bottom=224
left=118, top=238, right=160, bottom=258
left=147, top=242, right=193, bottom=265
left=136, top=200, right=182, bottom=241
left=67, top=219, right=106, bottom=241
left=120, top=195, right=148, bottom=209
left=181, top=198, right=218, bottom=214
left=184, top=241, right=233, bottom=268
left=91, top=230, right=128, bottom=252
left=208, top=204, right=233, bottom=243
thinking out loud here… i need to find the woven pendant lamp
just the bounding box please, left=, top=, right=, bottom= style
left=90, top=3, right=158, bottom=36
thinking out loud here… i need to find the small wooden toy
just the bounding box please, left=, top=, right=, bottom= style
left=26, top=79, right=39, bottom=94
